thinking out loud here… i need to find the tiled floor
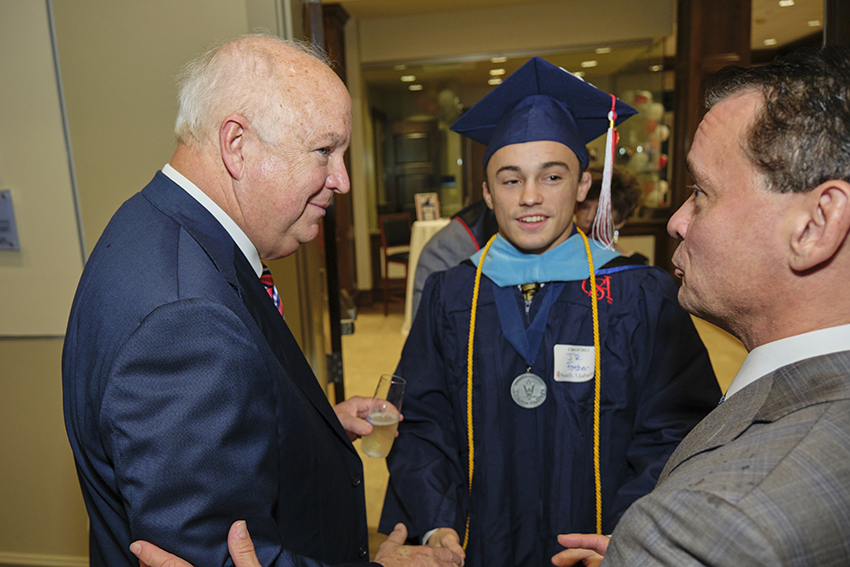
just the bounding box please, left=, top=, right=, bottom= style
left=342, top=303, right=748, bottom=556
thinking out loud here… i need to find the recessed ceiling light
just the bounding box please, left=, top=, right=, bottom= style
left=595, top=47, right=612, bottom=54
left=778, top=0, right=794, bottom=6
left=490, top=56, right=507, bottom=63
left=574, top=71, right=586, bottom=78
left=581, top=60, right=598, bottom=68
left=808, top=20, right=822, bottom=27
left=400, top=75, right=416, bottom=82
left=393, top=64, right=407, bottom=71
left=764, top=38, right=778, bottom=45
left=489, top=68, right=506, bottom=76
left=408, top=84, right=423, bottom=91
left=649, top=64, right=664, bottom=72
left=488, top=78, right=502, bottom=86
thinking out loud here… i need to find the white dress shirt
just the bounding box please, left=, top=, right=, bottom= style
left=162, top=163, right=262, bottom=277
left=725, top=324, right=850, bottom=400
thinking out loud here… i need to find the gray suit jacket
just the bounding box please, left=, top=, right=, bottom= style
left=604, top=350, right=850, bottom=566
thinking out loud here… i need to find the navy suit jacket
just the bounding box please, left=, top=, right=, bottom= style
left=63, top=172, right=375, bottom=567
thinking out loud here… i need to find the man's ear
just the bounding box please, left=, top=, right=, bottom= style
left=790, top=180, right=850, bottom=272
left=576, top=170, right=592, bottom=203
left=483, top=181, right=495, bottom=210
left=220, top=113, right=248, bottom=181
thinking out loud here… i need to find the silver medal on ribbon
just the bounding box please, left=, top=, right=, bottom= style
left=510, top=372, right=546, bottom=409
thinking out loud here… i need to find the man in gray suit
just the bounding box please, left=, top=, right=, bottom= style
left=551, top=44, right=850, bottom=567
left=131, top=45, right=850, bottom=567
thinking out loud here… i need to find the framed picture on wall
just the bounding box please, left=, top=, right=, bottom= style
left=0, top=190, right=20, bottom=250
left=414, top=192, right=440, bottom=221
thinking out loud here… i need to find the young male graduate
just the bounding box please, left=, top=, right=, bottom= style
left=378, top=57, right=722, bottom=567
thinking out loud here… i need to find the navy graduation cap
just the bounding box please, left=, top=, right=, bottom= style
left=450, top=56, right=637, bottom=170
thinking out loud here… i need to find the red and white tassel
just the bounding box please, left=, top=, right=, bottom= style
left=591, top=94, right=619, bottom=250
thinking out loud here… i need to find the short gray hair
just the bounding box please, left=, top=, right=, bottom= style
left=174, top=34, right=330, bottom=146
left=704, top=46, right=850, bottom=194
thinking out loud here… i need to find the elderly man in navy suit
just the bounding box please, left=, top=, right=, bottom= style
left=62, top=34, right=461, bottom=567
left=134, top=42, right=850, bottom=567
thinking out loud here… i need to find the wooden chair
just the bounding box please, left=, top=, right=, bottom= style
left=378, top=213, right=412, bottom=316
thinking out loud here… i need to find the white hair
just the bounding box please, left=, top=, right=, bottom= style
left=173, top=34, right=331, bottom=147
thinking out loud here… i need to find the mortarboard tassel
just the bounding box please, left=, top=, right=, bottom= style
left=591, top=94, right=619, bottom=250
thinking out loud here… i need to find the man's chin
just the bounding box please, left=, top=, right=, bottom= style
left=504, top=233, right=568, bottom=255
left=677, top=286, right=700, bottom=316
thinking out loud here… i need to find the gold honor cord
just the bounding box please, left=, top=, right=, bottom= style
left=578, top=227, right=603, bottom=535
left=462, top=228, right=603, bottom=551
left=463, top=233, right=497, bottom=549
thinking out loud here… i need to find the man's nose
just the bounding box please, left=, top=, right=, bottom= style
left=328, top=160, right=350, bottom=194
left=520, top=181, right=542, bottom=204
left=667, top=196, right=692, bottom=240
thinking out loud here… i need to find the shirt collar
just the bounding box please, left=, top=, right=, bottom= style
left=162, top=163, right=262, bottom=277
left=725, top=323, right=850, bottom=400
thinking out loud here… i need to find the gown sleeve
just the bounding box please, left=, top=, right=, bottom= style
left=379, top=271, right=469, bottom=540
left=604, top=268, right=721, bottom=525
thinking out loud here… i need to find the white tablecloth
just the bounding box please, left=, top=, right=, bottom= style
left=402, top=218, right=450, bottom=335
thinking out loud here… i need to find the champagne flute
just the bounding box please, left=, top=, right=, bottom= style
left=361, top=374, right=405, bottom=458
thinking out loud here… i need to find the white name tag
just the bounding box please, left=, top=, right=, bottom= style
left=554, top=344, right=595, bottom=382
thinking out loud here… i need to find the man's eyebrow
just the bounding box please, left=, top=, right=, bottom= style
left=495, top=165, right=521, bottom=175
left=685, top=157, right=701, bottom=180
left=329, top=134, right=349, bottom=147
left=314, top=131, right=349, bottom=147
left=540, top=161, right=570, bottom=171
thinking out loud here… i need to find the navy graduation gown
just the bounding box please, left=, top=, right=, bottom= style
left=379, top=260, right=720, bottom=567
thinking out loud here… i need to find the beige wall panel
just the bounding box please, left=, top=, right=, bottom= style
left=0, top=0, right=84, bottom=336
left=51, top=0, right=251, bottom=255
left=0, top=338, right=89, bottom=561
left=344, top=18, right=376, bottom=291
left=0, top=1, right=280, bottom=563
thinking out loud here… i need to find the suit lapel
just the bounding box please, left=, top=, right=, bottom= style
left=142, top=171, right=357, bottom=454
left=141, top=172, right=239, bottom=288
left=658, top=350, right=850, bottom=484
left=658, top=376, right=771, bottom=483
left=233, top=256, right=357, bottom=452
left=755, top=350, right=850, bottom=421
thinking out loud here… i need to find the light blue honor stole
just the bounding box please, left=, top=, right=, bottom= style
left=469, top=234, right=620, bottom=366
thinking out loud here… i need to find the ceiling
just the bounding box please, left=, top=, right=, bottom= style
left=361, top=41, right=665, bottom=91
left=751, top=0, right=823, bottom=46
left=340, top=0, right=824, bottom=92
left=335, top=0, right=555, bottom=19
left=336, top=0, right=823, bottom=43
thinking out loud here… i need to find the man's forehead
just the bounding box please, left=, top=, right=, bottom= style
left=691, top=91, right=761, bottom=158
left=490, top=140, right=579, bottom=169
left=289, top=76, right=350, bottom=120
left=704, top=90, right=762, bottom=132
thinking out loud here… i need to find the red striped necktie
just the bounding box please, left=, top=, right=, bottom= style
left=260, top=263, right=284, bottom=317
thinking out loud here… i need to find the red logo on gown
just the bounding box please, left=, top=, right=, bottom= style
left=582, top=275, right=613, bottom=304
